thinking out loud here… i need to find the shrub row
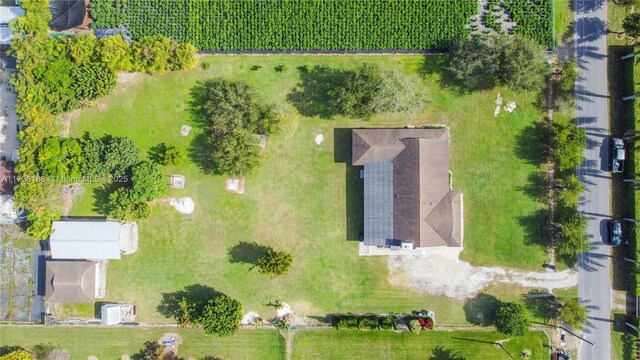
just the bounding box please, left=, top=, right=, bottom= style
left=332, top=314, right=422, bottom=332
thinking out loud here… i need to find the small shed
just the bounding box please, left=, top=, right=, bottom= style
left=101, top=303, right=136, bottom=325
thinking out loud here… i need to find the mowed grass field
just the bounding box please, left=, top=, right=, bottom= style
left=69, top=54, right=548, bottom=323
left=292, top=330, right=549, bottom=360
left=0, top=326, right=548, bottom=360
left=0, top=326, right=284, bottom=359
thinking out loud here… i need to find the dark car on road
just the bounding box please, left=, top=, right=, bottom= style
left=610, top=137, right=625, bottom=173
left=608, top=220, right=622, bottom=247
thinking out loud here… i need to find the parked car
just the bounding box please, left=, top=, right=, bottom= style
left=608, top=220, right=622, bottom=247
left=610, top=137, right=625, bottom=173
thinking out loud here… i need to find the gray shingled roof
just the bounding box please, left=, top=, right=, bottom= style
left=45, top=260, right=97, bottom=303
left=353, top=128, right=463, bottom=248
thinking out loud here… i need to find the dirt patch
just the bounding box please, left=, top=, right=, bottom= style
left=389, top=254, right=577, bottom=300
left=59, top=109, right=83, bottom=137
left=116, top=72, right=150, bottom=90
left=60, top=183, right=84, bottom=216
left=157, top=333, right=182, bottom=359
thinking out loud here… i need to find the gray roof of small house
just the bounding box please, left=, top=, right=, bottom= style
left=45, top=260, right=96, bottom=303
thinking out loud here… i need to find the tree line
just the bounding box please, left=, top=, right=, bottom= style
left=9, top=0, right=198, bottom=239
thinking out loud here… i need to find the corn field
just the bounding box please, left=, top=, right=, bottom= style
left=90, top=0, right=477, bottom=51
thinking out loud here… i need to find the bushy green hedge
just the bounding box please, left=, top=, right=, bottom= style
left=358, top=316, right=380, bottom=331
left=334, top=316, right=359, bottom=330
left=333, top=314, right=401, bottom=331
left=91, top=0, right=477, bottom=51
left=379, top=315, right=397, bottom=330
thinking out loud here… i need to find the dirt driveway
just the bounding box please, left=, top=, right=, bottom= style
left=389, top=254, right=578, bottom=300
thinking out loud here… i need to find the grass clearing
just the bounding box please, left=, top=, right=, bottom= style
left=554, top=0, right=574, bottom=45
left=69, top=54, right=548, bottom=323
left=291, top=330, right=549, bottom=360
left=0, top=326, right=284, bottom=359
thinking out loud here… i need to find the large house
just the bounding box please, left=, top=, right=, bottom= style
left=49, top=220, right=138, bottom=260
left=352, top=128, right=463, bottom=255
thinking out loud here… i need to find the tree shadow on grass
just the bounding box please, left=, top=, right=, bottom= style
left=523, top=289, right=555, bottom=323
left=188, top=132, right=216, bottom=175
left=463, top=293, right=500, bottom=326
left=227, top=241, right=269, bottom=265
left=147, top=143, right=167, bottom=165
left=517, top=172, right=550, bottom=204
left=334, top=128, right=363, bottom=240
left=429, top=346, right=466, bottom=360
left=418, top=55, right=468, bottom=95
left=515, top=121, right=550, bottom=166
left=91, top=182, right=123, bottom=215
left=286, top=64, right=345, bottom=118
left=519, top=209, right=550, bottom=249
left=156, top=284, right=220, bottom=320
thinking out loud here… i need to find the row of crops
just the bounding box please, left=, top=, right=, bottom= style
left=90, top=0, right=477, bottom=51
left=90, top=0, right=554, bottom=51
left=503, top=0, right=553, bottom=48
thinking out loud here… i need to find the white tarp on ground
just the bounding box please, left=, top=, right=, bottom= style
left=169, top=197, right=195, bottom=214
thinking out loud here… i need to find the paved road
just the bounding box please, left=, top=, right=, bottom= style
left=575, top=1, right=612, bottom=359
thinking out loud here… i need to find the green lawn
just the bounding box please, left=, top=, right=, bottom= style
left=68, top=54, right=548, bottom=323
left=607, top=0, right=637, bottom=46
left=0, top=326, right=549, bottom=360
left=0, top=326, right=284, bottom=359
left=554, top=0, right=573, bottom=45
left=291, top=330, right=549, bottom=360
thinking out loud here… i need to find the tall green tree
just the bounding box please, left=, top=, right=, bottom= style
left=190, top=78, right=278, bottom=136
left=558, top=298, right=587, bottom=329
left=130, top=161, right=166, bottom=202
left=257, top=248, right=293, bottom=276
left=552, top=121, right=586, bottom=174
left=107, top=187, right=150, bottom=221
left=198, top=294, right=243, bottom=336
left=210, top=131, right=261, bottom=175
left=104, top=136, right=141, bottom=177
left=495, top=302, right=530, bottom=336
left=72, top=63, right=117, bottom=101
left=555, top=210, right=589, bottom=257
left=623, top=13, right=640, bottom=39
left=449, top=34, right=550, bottom=91
left=332, top=63, right=426, bottom=117
left=36, top=137, right=84, bottom=180
left=9, top=0, right=51, bottom=34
